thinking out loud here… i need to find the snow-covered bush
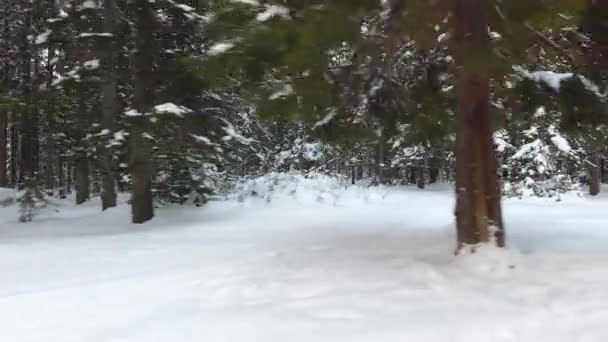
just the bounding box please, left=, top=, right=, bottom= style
left=230, top=172, right=349, bottom=204
left=503, top=107, right=581, bottom=198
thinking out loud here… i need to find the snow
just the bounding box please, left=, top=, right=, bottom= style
left=0, top=187, right=14, bottom=205
left=175, top=3, right=195, bottom=12
left=83, top=59, right=100, bottom=70
left=190, top=133, right=212, bottom=145
left=124, top=109, right=144, bottom=117
left=313, top=110, right=337, bottom=129
left=268, top=83, right=294, bottom=100
left=548, top=126, right=573, bottom=154
left=35, top=29, right=52, bottom=45
left=3, top=177, right=608, bottom=341
left=530, top=71, right=573, bottom=91
left=256, top=5, right=290, bottom=22
left=154, top=103, right=192, bottom=117
left=437, top=32, right=448, bottom=43
left=494, top=130, right=512, bottom=153
left=514, top=66, right=573, bottom=91
left=81, top=0, right=97, bottom=9
left=229, top=0, right=259, bottom=5
left=78, top=33, right=113, bottom=38
left=208, top=42, right=235, bottom=56
left=222, top=121, right=254, bottom=145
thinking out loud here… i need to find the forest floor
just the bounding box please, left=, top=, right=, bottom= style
left=2, top=178, right=608, bottom=342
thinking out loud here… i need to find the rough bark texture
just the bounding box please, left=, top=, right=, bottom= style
left=130, top=0, right=156, bottom=223
left=100, top=0, right=118, bottom=210
left=452, top=0, right=504, bottom=250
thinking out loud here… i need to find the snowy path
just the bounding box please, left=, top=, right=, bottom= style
left=2, top=186, right=608, bottom=341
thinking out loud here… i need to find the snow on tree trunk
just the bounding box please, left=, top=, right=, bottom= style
left=129, top=0, right=156, bottom=223
left=452, top=0, right=504, bottom=250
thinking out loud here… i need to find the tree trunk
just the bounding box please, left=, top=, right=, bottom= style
left=58, top=157, right=66, bottom=198
left=130, top=0, right=156, bottom=223
left=75, top=99, right=90, bottom=205
left=43, top=0, right=58, bottom=194
left=589, top=153, right=601, bottom=196
left=0, top=110, right=7, bottom=187
left=19, top=6, right=38, bottom=189
left=9, top=118, right=18, bottom=187
left=75, top=158, right=90, bottom=204
left=452, top=0, right=504, bottom=251
left=66, top=162, right=72, bottom=194
left=375, top=130, right=385, bottom=184
left=100, top=0, right=118, bottom=210
left=417, top=167, right=425, bottom=189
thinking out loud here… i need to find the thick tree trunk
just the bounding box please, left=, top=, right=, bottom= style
left=452, top=0, right=504, bottom=251
left=100, top=0, right=118, bottom=210
left=19, top=7, right=38, bottom=190
left=589, top=153, right=601, bottom=196
left=130, top=0, right=156, bottom=223
left=417, top=167, right=425, bottom=189
left=75, top=159, right=90, bottom=204
left=0, top=110, right=7, bottom=187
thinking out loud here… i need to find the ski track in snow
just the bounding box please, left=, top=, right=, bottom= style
left=2, top=185, right=608, bottom=341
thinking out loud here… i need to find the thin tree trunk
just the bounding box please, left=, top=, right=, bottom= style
left=66, top=162, right=72, bottom=194
left=58, top=157, right=66, bottom=198
left=75, top=99, right=90, bottom=205
left=589, top=153, right=601, bottom=196
left=375, top=130, right=385, bottom=185
left=9, top=118, right=18, bottom=187
left=452, top=0, right=504, bottom=251
left=43, top=0, right=58, bottom=194
left=130, top=0, right=156, bottom=223
left=100, top=0, right=118, bottom=210
left=0, top=110, right=7, bottom=187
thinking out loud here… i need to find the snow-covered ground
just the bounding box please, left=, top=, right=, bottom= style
left=2, top=179, right=608, bottom=342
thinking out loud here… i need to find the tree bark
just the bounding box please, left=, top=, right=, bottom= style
left=130, top=0, right=156, bottom=223
left=375, top=130, right=385, bottom=185
left=452, top=0, right=504, bottom=251
left=0, top=110, right=7, bottom=187
left=100, top=0, right=118, bottom=210
left=75, top=158, right=90, bottom=204
left=75, top=98, right=90, bottom=205
left=589, top=153, right=601, bottom=196
left=19, top=6, right=38, bottom=190
left=9, top=118, right=18, bottom=187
